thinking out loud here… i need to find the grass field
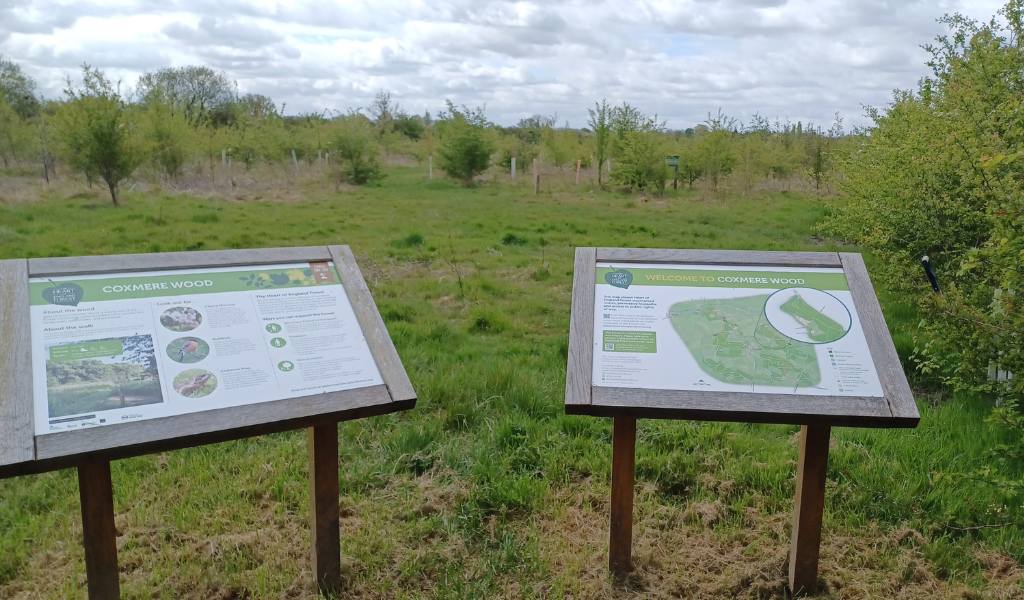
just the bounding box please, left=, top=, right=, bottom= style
left=1, top=166, right=1023, bottom=599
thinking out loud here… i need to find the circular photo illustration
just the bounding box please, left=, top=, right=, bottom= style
left=764, top=288, right=852, bottom=344
left=166, top=337, right=210, bottom=364
left=172, top=369, right=218, bottom=398
left=160, top=306, right=203, bottom=332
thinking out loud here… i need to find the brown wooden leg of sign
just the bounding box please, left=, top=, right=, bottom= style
left=609, top=416, right=637, bottom=575
left=788, top=424, right=831, bottom=595
left=78, top=460, right=119, bottom=600
left=308, top=422, right=342, bottom=595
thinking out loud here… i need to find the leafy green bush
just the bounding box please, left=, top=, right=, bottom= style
left=822, top=1, right=1023, bottom=490
left=331, top=113, right=382, bottom=185
left=609, top=102, right=669, bottom=193
left=436, top=101, right=494, bottom=186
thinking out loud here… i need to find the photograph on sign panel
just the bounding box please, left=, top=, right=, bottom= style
left=44, top=334, right=163, bottom=419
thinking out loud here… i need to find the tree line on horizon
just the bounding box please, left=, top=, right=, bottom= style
left=0, top=57, right=849, bottom=202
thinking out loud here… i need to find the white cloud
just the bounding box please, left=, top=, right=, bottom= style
left=0, top=0, right=1010, bottom=127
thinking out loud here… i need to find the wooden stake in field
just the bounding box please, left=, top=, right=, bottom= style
left=533, top=158, right=539, bottom=195
left=429, top=156, right=433, bottom=179
left=511, top=156, right=516, bottom=180
left=576, top=159, right=582, bottom=185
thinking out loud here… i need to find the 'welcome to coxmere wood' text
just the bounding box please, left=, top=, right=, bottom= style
left=644, top=275, right=805, bottom=284
left=102, top=280, right=214, bottom=293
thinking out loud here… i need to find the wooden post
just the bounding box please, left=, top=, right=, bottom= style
left=308, top=422, right=342, bottom=595
left=789, top=424, right=831, bottom=595
left=429, top=156, right=433, bottom=179
left=78, top=461, right=119, bottom=600
left=221, top=148, right=226, bottom=168
left=533, top=158, right=539, bottom=195
left=609, top=416, right=636, bottom=575
left=576, top=159, right=581, bottom=185
left=511, top=156, right=516, bottom=180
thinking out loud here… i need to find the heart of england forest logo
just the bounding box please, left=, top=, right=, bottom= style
left=604, top=269, right=633, bottom=289
left=42, top=282, right=85, bottom=306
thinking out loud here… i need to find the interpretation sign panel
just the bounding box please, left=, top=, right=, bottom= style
left=0, top=246, right=416, bottom=599
left=30, top=262, right=382, bottom=435
left=566, top=248, right=919, bottom=590
left=593, top=263, right=883, bottom=397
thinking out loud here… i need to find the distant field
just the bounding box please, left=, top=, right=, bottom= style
left=1, top=166, right=1021, bottom=599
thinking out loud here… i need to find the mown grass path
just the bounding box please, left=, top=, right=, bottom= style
left=1, top=168, right=1022, bottom=598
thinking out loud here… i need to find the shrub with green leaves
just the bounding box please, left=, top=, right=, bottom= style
left=609, top=102, right=669, bottom=193
left=331, top=113, right=383, bottom=185
left=436, top=101, right=494, bottom=186
left=821, top=1, right=1023, bottom=490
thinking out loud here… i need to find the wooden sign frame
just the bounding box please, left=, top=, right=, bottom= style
left=564, top=247, right=919, bottom=593
left=0, top=245, right=416, bottom=599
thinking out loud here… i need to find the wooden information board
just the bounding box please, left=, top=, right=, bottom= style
left=564, top=247, right=919, bottom=593
left=0, top=245, right=416, bottom=599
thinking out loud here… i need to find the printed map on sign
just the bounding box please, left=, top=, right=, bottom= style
left=667, top=295, right=820, bottom=389
left=591, top=263, right=880, bottom=396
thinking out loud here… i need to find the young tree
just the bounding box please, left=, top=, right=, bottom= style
left=369, top=89, right=396, bottom=138
left=677, top=139, right=702, bottom=188
left=608, top=103, right=668, bottom=193
left=57, top=66, right=144, bottom=205
left=436, top=101, right=494, bottom=186
left=542, top=127, right=576, bottom=169
left=142, top=96, right=194, bottom=180
left=698, top=110, right=737, bottom=190
left=0, top=95, right=31, bottom=168
left=587, top=99, right=612, bottom=186
left=330, top=112, right=382, bottom=185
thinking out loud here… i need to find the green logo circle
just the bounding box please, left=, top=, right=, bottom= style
left=266, top=323, right=282, bottom=333
left=278, top=361, right=295, bottom=372
left=270, top=337, right=287, bottom=348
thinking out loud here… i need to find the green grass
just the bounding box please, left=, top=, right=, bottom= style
left=1, top=167, right=1022, bottom=598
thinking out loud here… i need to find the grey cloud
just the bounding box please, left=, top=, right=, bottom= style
left=163, top=17, right=284, bottom=49
left=0, top=0, right=1006, bottom=128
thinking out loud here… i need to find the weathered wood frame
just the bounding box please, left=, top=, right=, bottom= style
left=0, top=245, right=417, bottom=598
left=564, top=247, right=919, bottom=594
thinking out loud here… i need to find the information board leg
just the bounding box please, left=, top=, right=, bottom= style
left=609, top=416, right=636, bottom=575
left=788, top=424, right=831, bottom=595
left=78, top=460, right=119, bottom=600
left=308, top=422, right=342, bottom=595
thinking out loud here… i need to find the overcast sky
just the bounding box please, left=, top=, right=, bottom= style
left=0, top=0, right=1007, bottom=129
